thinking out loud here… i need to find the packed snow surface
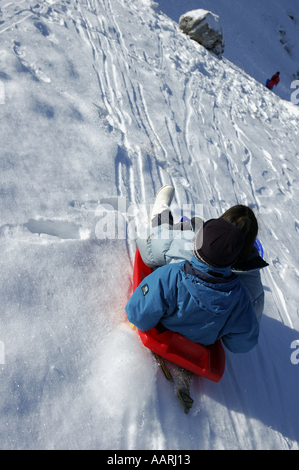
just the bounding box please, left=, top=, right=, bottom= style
left=0, top=0, right=299, bottom=450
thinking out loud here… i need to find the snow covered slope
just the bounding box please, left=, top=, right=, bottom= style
left=0, top=0, right=299, bottom=450
left=158, top=0, right=299, bottom=102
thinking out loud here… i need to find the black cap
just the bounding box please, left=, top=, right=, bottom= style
left=193, top=218, right=245, bottom=268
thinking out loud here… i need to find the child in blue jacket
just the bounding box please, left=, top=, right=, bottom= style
left=126, top=211, right=260, bottom=354
left=136, top=186, right=267, bottom=323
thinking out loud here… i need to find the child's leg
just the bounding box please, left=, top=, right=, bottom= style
left=151, top=209, right=174, bottom=228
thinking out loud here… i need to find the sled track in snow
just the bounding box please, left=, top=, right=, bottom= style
left=73, top=0, right=172, bottom=198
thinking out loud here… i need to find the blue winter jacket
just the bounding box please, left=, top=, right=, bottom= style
left=136, top=223, right=267, bottom=322
left=126, top=255, right=260, bottom=354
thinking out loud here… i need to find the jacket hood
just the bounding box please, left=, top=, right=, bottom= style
left=180, top=257, right=243, bottom=317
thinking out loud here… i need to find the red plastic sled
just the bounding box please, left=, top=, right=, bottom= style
left=133, top=249, right=225, bottom=382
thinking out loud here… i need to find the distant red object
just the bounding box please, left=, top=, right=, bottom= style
left=133, top=249, right=225, bottom=382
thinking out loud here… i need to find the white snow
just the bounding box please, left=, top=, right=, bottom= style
left=0, top=0, right=299, bottom=450
left=181, top=8, right=223, bottom=36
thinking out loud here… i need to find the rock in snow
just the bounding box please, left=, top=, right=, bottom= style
left=179, top=9, right=225, bottom=56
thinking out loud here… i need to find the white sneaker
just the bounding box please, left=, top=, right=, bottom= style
left=150, top=184, right=175, bottom=222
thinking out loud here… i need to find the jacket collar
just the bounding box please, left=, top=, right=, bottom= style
left=189, top=256, right=234, bottom=279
